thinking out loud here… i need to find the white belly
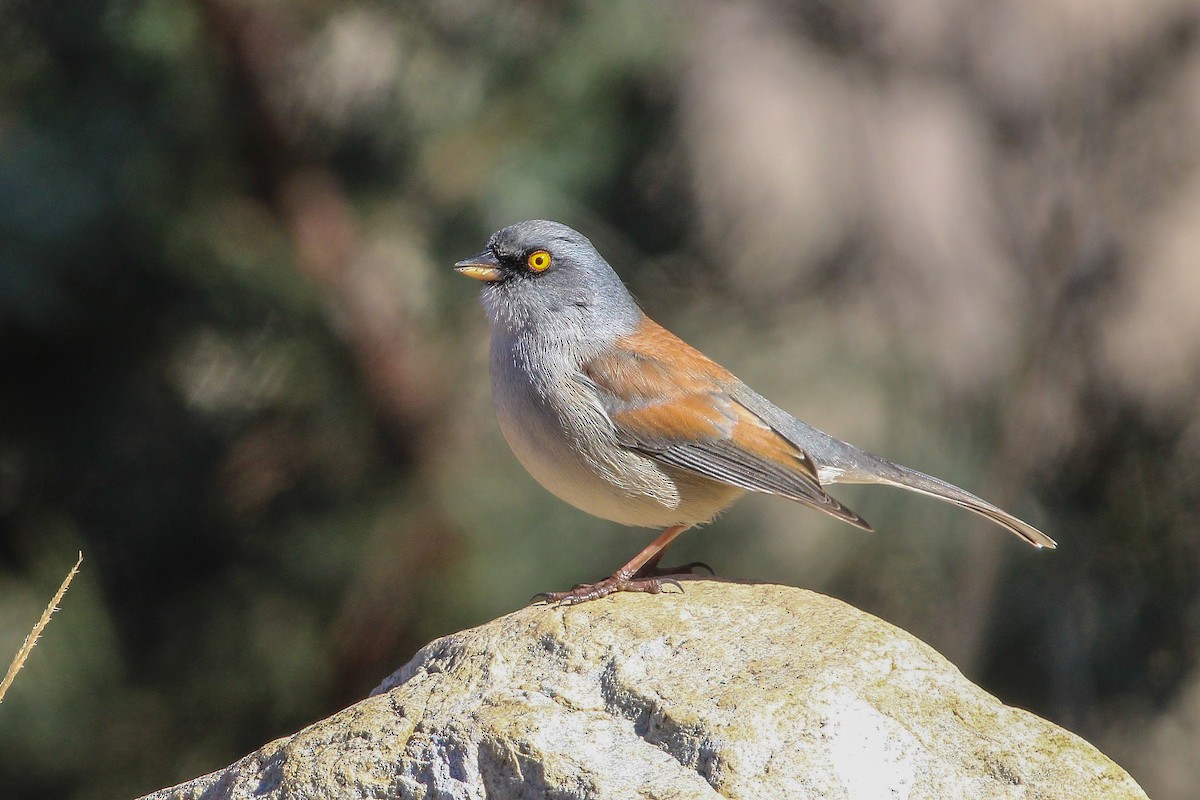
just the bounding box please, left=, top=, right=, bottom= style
left=490, top=341, right=742, bottom=528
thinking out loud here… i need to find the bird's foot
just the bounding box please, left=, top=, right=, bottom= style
left=531, top=574, right=684, bottom=606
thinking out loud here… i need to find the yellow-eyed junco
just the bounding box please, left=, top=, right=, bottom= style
left=456, top=220, right=1055, bottom=604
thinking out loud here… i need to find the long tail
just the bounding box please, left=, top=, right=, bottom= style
left=864, top=462, right=1051, bottom=551
left=730, top=385, right=1057, bottom=549
left=837, top=457, right=1057, bottom=549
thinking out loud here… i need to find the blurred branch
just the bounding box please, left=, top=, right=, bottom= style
left=196, top=0, right=440, bottom=443
left=940, top=186, right=1116, bottom=677
left=195, top=0, right=462, bottom=700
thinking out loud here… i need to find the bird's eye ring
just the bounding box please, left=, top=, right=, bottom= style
left=526, top=250, right=552, bottom=272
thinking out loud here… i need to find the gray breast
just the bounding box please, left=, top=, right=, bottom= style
left=488, top=331, right=718, bottom=528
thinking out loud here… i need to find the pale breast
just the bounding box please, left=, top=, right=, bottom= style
left=489, top=336, right=743, bottom=528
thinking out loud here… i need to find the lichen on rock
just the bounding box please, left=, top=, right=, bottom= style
left=139, top=582, right=1148, bottom=800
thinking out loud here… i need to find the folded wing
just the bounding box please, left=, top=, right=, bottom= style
left=580, top=317, right=871, bottom=531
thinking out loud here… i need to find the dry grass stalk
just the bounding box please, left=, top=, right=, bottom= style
left=0, top=552, right=83, bottom=704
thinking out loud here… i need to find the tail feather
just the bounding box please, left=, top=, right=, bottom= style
left=893, top=478, right=1055, bottom=549
left=845, top=460, right=1057, bottom=549
left=727, top=385, right=1056, bottom=549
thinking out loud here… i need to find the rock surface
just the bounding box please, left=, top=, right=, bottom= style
left=138, top=581, right=1146, bottom=799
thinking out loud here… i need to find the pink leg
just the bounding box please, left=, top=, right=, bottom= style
left=534, top=524, right=694, bottom=606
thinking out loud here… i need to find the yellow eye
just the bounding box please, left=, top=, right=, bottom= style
left=526, top=250, right=551, bottom=272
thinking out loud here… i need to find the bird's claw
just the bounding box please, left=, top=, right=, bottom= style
left=529, top=574, right=686, bottom=606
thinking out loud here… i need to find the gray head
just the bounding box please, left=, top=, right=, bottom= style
left=456, top=220, right=642, bottom=339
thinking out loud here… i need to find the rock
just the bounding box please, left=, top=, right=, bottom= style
left=138, top=581, right=1146, bottom=800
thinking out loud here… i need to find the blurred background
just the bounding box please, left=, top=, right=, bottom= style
left=1, top=0, right=1198, bottom=797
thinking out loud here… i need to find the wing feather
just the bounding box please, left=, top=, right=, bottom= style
left=581, top=317, right=871, bottom=531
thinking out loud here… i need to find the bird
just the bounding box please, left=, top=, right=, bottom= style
left=456, top=220, right=1055, bottom=604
